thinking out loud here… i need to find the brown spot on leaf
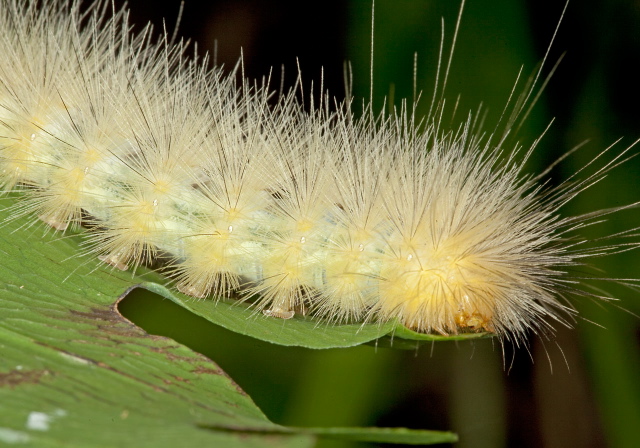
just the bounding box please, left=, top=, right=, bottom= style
left=173, top=376, right=190, bottom=383
left=0, top=369, right=48, bottom=389
left=192, top=366, right=248, bottom=397
left=149, top=346, right=202, bottom=364
left=69, top=305, right=147, bottom=339
left=71, top=307, right=120, bottom=323
left=192, top=366, right=223, bottom=376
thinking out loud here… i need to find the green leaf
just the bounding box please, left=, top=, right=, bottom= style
left=0, top=197, right=457, bottom=446
left=371, top=326, right=492, bottom=350
left=1, top=196, right=489, bottom=350
left=195, top=425, right=458, bottom=445
left=298, top=427, right=458, bottom=444
left=138, top=282, right=489, bottom=349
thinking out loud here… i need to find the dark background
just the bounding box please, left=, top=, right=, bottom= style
left=115, top=1, right=640, bottom=447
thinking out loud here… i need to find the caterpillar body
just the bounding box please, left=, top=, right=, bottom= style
left=0, top=0, right=636, bottom=342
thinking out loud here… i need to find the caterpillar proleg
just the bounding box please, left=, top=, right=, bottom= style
left=1, top=0, right=637, bottom=343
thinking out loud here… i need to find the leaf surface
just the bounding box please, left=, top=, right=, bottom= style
left=0, top=199, right=457, bottom=446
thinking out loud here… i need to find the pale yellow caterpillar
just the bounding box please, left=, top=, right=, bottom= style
left=1, top=0, right=637, bottom=343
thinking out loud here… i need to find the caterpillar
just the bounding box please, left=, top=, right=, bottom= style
left=0, top=0, right=636, bottom=342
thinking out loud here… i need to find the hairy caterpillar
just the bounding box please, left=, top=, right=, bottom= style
left=0, top=0, right=637, bottom=343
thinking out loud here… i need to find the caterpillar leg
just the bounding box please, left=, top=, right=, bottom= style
left=455, top=311, right=495, bottom=333
left=176, top=282, right=209, bottom=299
left=262, top=307, right=295, bottom=319
left=98, top=254, right=129, bottom=271
left=38, top=213, right=69, bottom=232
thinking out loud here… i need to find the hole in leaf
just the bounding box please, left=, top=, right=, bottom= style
left=118, top=287, right=315, bottom=422
left=117, top=287, right=499, bottom=440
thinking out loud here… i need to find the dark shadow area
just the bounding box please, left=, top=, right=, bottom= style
left=118, top=287, right=608, bottom=448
